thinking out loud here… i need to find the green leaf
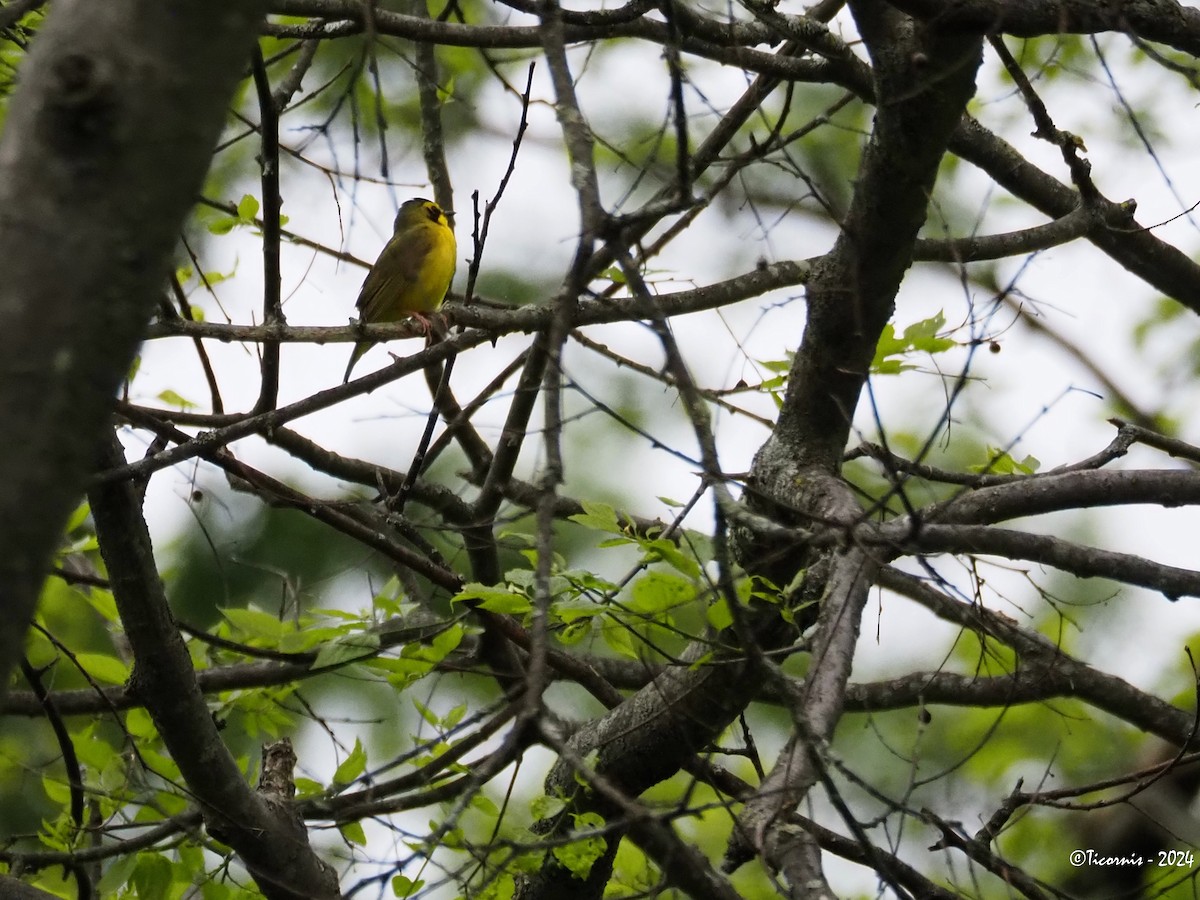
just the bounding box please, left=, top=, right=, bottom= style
left=125, top=708, right=156, bottom=740
left=505, top=569, right=535, bottom=591
left=474, top=872, right=515, bottom=900
left=871, top=324, right=911, bottom=373
left=208, top=195, right=260, bottom=235
left=200, top=879, right=235, bottom=899
left=602, top=622, right=639, bottom=660
left=178, top=844, right=205, bottom=878
left=156, top=389, right=196, bottom=410
left=556, top=601, right=603, bottom=625
left=568, top=501, right=624, bottom=535
left=197, top=272, right=230, bottom=291
left=969, top=447, right=1041, bottom=475
left=596, top=537, right=634, bottom=549
left=75, top=652, right=129, bottom=685
left=84, top=589, right=119, bottom=624
left=396, top=622, right=465, bottom=673
left=412, top=698, right=440, bottom=727
left=901, top=311, right=954, bottom=352
left=760, top=357, right=792, bottom=373
left=132, top=852, right=173, bottom=899
left=629, top=571, right=695, bottom=615
left=312, top=631, right=380, bottom=669
left=434, top=821, right=465, bottom=849
left=471, top=793, right=499, bottom=816
left=453, top=583, right=531, bottom=615
left=207, top=216, right=238, bottom=235
left=530, top=794, right=566, bottom=820
left=42, top=774, right=72, bottom=805
left=280, top=624, right=344, bottom=654
left=872, top=312, right=955, bottom=374
left=222, top=607, right=285, bottom=642
left=430, top=623, right=464, bottom=656
left=556, top=620, right=591, bottom=644
left=64, top=501, right=90, bottom=533
left=313, top=605, right=371, bottom=621
left=392, top=875, right=425, bottom=897
left=75, top=729, right=119, bottom=771
left=295, top=777, right=325, bottom=799
left=552, top=811, right=607, bottom=879
left=706, top=597, right=734, bottom=631
left=237, top=193, right=260, bottom=220
left=333, top=738, right=367, bottom=785
left=97, top=854, right=140, bottom=895
left=639, top=539, right=698, bottom=578
left=340, top=819, right=368, bottom=846
left=39, top=812, right=73, bottom=851
left=444, top=703, right=466, bottom=728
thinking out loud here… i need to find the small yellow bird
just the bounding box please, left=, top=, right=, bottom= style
left=342, top=197, right=456, bottom=383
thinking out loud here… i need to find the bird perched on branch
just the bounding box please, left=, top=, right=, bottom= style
left=342, top=197, right=456, bottom=383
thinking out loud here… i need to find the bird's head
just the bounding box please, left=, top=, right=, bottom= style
left=396, top=197, right=453, bottom=231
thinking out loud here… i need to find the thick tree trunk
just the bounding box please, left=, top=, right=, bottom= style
left=0, top=0, right=265, bottom=693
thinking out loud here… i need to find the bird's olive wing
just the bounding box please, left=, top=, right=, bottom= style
left=355, top=226, right=439, bottom=322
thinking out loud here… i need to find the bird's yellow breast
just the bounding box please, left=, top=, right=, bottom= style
left=413, top=218, right=456, bottom=313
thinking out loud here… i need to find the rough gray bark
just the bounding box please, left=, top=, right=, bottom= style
left=730, top=1, right=984, bottom=889
left=0, top=0, right=266, bottom=695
